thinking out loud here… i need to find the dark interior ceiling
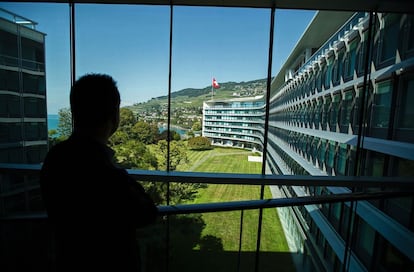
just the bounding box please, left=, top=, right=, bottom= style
left=8, top=0, right=414, bottom=13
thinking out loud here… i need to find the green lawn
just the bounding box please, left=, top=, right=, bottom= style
left=167, top=146, right=295, bottom=272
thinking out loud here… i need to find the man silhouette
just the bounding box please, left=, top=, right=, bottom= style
left=40, top=73, right=158, bottom=272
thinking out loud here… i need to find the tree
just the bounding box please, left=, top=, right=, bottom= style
left=157, top=130, right=181, bottom=142
left=188, top=136, right=213, bottom=150
left=156, top=140, right=187, bottom=171
left=119, top=108, right=136, bottom=134
left=111, top=139, right=157, bottom=170
left=131, top=121, right=159, bottom=144
left=192, top=121, right=202, bottom=132
left=109, top=130, right=129, bottom=146
left=57, top=108, right=72, bottom=139
left=48, top=129, right=60, bottom=147
left=186, top=130, right=195, bottom=138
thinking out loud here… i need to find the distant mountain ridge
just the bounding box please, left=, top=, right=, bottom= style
left=127, top=78, right=267, bottom=125
left=130, top=78, right=267, bottom=107
left=155, top=78, right=267, bottom=100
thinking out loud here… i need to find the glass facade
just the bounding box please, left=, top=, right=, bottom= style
left=268, top=11, right=414, bottom=271
left=0, top=3, right=413, bottom=272
left=0, top=9, right=48, bottom=218
left=202, top=96, right=265, bottom=151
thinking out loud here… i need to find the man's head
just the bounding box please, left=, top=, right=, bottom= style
left=70, top=74, right=120, bottom=135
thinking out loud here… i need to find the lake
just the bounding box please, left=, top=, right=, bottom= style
left=48, top=114, right=59, bottom=131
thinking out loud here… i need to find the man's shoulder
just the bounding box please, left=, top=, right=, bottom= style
left=46, top=139, right=74, bottom=157
left=42, top=138, right=83, bottom=167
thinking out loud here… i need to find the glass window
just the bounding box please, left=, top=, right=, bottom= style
left=364, top=151, right=385, bottom=176
left=0, top=28, right=18, bottom=60
left=8, top=94, right=20, bottom=117
left=335, top=144, right=347, bottom=175
left=342, top=39, right=358, bottom=82
left=322, top=95, right=331, bottom=130
left=0, top=69, right=19, bottom=92
left=311, top=137, right=319, bottom=163
left=314, top=98, right=323, bottom=129
left=352, top=87, right=364, bottom=134
left=394, top=157, right=414, bottom=177
left=23, top=73, right=45, bottom=94
left=379, top=238, right=414, bottom=272
left=353, top=217, right=376, bottom=268
left=324, top=56, right=333, bottom=89
left=330, top=93, right=340, bottom=132
left=332, top=49, right=344, bottom=86
left=21, top=36, right=45, bottom=71
left=340, top=90, right=354, bottom=133
left=327, top=141, right=336, bottom=169
left=372, top=81, right=392, bottom=130
left=24, top=97, right=46, bottom=118
left=398, top=76, right=414, bottom=129
left=404, top=14, right=414, bottom=57
left=379, top=14, right=400, bottom=64
left=316, top=68, right=323, bottom=92
left=9, top=123, right=22, bottom=142
left=318, top=139, right=327, bottom=167
left=384, top=197, right=412, bottom=229
left=356, top=34, right=368, bottom=76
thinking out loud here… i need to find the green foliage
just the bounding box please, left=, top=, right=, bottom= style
left=188, top=136, right=213, bottom=150
left=109, top=130, right=129, bottom=146
left=156, top=140, right=188, bottom=171
left=186, top=130, right=195, bottom=138
left=191, top=121, right=202, bottom=131
left=119, top=108, right=136, bottom=134
left=142, top=181, right=206, bottom=205
left=57, top=108, right=72, bottom=139
left=111, top=140, right=157, bottom=170
left=157, top=130, right=181, bottom=142
left=131, top=121, right=159, bottom=144
left=48, top=129, right=58, bottom=138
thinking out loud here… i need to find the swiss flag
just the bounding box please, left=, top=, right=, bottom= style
left=212, top=78, right=220, bottom=89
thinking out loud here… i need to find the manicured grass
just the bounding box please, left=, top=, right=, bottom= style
left=177, top=146, right=252, bottom=172
left=169, top=146, right=295, bottom=272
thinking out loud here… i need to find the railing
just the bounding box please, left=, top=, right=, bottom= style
left=1, top=162, right=413, bottom=194
left=1, top=163, right=414, bottom=272
left=0, top=54, right=45, bottom=72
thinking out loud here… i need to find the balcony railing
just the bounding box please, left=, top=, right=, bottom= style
left=1, top=163, right=413, bottom=271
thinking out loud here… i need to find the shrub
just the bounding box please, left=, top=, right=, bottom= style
left=188, top=136, right=213, bottom=150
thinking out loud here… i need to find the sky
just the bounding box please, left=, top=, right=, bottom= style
left=0, top=3, right=316, bottom=114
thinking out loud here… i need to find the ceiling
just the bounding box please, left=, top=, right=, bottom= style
left=8, top=0, right=414, bottom=13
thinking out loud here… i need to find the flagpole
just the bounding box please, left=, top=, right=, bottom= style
left=211, top=78, right=214, bottom=100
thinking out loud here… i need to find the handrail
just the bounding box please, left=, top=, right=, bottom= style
left=1, top=190, right=412, bottom=221
left=1, top=163, right=413, bottom=188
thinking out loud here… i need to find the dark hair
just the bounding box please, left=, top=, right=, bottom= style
left=70, top=73, right=120, bottom=128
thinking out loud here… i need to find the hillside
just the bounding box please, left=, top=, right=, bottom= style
left=126, top=78, right=267, bottom=129
left=128, top=78, right=267, bottom=112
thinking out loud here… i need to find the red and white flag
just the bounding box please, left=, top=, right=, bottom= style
left=212, top=78, right=220, bottom=89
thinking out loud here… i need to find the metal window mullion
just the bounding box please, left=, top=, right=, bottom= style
left=236, top=209, right=244, bottom=272
left=17, top=23, right=26, bottom=153
left=255, top=6, right=275, bottom=272
left=69, top=2, right=76, bottom=86
left=69, top=3, right=76, bottom=132
left=164, top=5, right=174, bottom=272
left=342, top=10, right=376, bottom=272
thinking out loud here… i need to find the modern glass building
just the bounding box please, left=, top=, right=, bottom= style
left=0, top=8, right=47, bottom=216
left=201, top=10, right=414, bottom=271
left=267, top=11, right=414, bottom=271
left=202, top=96, right=265, bottom=151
